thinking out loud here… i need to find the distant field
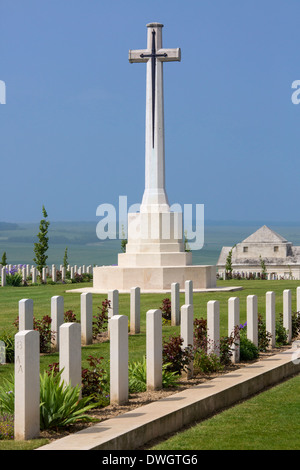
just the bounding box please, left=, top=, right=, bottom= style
left=1, top=221, right=300, bottom=267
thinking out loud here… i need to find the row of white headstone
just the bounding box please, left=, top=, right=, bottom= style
left=12, top=284, right=300, bottom=440
left=0, top=264, right=94, bottom=286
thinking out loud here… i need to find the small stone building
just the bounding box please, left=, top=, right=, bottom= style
left=217, top=225, right=300, bottom=280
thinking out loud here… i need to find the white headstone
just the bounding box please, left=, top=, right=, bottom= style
left=59, top=322, right=82, bottom=393
left=130, top=286, right=140, bottom=334
left=207, top=300, right=220, bottom=357
left=19, top=299, right=34, bottom=331
left=247, top=295, right=258, bottom=347
left=110, top=315, right=128, bottom=405
left=146, top=309, right=162, bottom=391
left=1, top=266, right=6, bottom=286
left=297, top=286, right=300, bottom=313
left=283, top=289, right=292, bottom=342
left=108, top=289, right=119, bottom=318
left=81, top=292, right=93, bottom=345
left=228, top=297, right=240, bottom=363
left=31, top=267, right=37, bottom=284
left=52, top=265, right=57, bottom=282
left=180, top=304, right=194, bottom=378
left=185, top=280, right=193, bottom=305
left=266, top=291, right=276, bottom=348
left=51, top=295, right=64, bottom=351
left=14, top=330, right=40, bottom=440
left=171, top=282, right=180, bottom=326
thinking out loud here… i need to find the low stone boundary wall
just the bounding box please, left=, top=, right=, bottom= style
left=37, top=347, right=300, bottom=450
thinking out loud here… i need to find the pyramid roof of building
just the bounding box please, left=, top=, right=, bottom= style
left=241, top=225, right=288, bottom=244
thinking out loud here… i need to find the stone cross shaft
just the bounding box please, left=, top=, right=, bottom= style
left=129, top=23, right=181, bottom=212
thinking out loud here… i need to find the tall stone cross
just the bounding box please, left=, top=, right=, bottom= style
left=129, top=23, right=181, bottom=213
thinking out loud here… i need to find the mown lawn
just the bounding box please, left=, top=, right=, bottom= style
left=0, top=279, right=299, bottom=450
left=150, top=374, right=300, bottom=450
left=0, top=279, right=299, bottom=378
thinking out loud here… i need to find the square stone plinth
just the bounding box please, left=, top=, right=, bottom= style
left=91, top=264, right=216, bottom=292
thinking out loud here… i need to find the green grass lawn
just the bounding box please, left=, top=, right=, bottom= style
left=150, top=374, right=300, bottom=450
left=0, top=279, right=299, bottom=449
left=0, top=278, right=299, bottom=378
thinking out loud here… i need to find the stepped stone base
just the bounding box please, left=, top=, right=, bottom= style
left=91, top=264, right=216, bottom=292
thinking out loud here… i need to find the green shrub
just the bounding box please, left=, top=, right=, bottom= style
left=160, top=298, right=172, bottom=323
left=292, top=311, right=300, bottom=339
left=0, top=414, right=14, bottom=440
left=258, top=314, right=273, bottom=352
left=162, top=335, right=194, bottom=375
left=128, top=356, right=179, bottom=393
left=193, top=349, right=223, bottom=374
left=0, top=375, right=14, bottom=415
left=276, top=315, right=288, bottom=346
left=40, top=370, right=97, bottom=429
left=0, top=371, right=98, bottom=430
left=240, top=336, right=259, bottom=361
left=0, top=330, right=14, bottom=363
left=93, top=299, right=109, bottom=339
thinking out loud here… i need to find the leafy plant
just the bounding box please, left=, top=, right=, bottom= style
left=93, top=299, right=109, bottom=338
left=275, top=316, right=288, bottom=346
left=128, top=357, right=148, bottom=393
left=239, top=336, right=259, bottom=361
left=225, top=244, right=236, bottom=279
left=120, top=224, right=127, bottom=253
left=0, top=414, right=14, bottom=440
left=193, top=317, right=208, bottom=351
left=258, top=314, right=273, bottom=351
left=128, top=356, right=179, bottom=392
left=13, top=314, right=54, bottom=353
left=63, top=247, right=68, bottom=269
left=193, top=349, right=223, bottom=374
left=33, top=205, right=50, bottom=275
left=81, top=355, right=109, bottom=404
left=1, top=251, right=7, bottom=266
left=162, top=334, right=194, bottom=375
left=39, top=370, right=97, bottom=430
left=0, top=330, right=14, bottom=363
left=0, top=374, right=14, bottom=415
left=259, top=255, right=267, bottom=280
left=5, top=266, right=22, bottom=287
left=64, top=310, right=79, bottom=323
left=160, top=298, right=172, bottom=323
left=292, top=311, right=300, bottom=339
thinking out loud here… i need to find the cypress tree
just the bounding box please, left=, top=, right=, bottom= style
left=33, top=205, right=50, bottom=275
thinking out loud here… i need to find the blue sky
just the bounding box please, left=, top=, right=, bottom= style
left=1, top=0, right=300, bottom=224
